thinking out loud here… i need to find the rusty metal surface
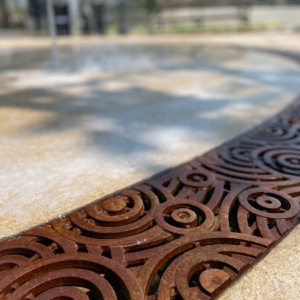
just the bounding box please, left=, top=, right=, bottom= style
left=1, top=99, right=300, bottom=300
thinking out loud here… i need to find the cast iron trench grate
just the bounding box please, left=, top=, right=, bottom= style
left=1, top=98, right=300, bottom=300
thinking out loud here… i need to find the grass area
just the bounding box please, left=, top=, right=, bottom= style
left=106, top=20, right=282, bottom=35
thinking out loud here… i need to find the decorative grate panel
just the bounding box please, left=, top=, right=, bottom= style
left=1, top=99, right=300, bottom=300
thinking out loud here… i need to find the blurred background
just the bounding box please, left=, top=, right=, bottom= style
left=1, top=0, right=300, bottom=35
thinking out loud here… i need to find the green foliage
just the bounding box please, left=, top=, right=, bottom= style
left=134, top=0, right=161, bottom=14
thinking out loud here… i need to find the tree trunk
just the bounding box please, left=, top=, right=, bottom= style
left=68, top=0, right=81, bottom=35
left=118, top=0, right=128, bottom=34
left=0, top=0, right=10, bottom=28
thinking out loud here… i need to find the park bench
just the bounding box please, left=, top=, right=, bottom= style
left=150, top=0, right=252, bottom=31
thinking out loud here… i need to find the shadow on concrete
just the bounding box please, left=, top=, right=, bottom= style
left=1, top=43, right=300, bottom=172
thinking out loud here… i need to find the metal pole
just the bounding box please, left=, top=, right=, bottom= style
left=68, top=0, right=81, bottom=35
left=46, top=0, right=60, bottom=67
left=84, top=2, right=98, bottom=33
left=118, top=0, right=128, bottom=34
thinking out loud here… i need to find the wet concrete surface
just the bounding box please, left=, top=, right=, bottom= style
left=1, top=32, right=300, bottom=299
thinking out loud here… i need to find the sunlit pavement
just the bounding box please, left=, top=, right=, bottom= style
left=1, top=31, right=300, bottom=299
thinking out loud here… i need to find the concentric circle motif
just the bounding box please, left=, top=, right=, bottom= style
left=153, top=200, right=215, bottom=234
left=0, top=254, right=143, bottom=300
left=197, top=145, right=287, bottom=185
left=244, top=123, right=299, bottom=144
left=155, top=239, right=266, bottom=300
left=102, top=197, right=128, bottom=215
left=253, top=145, right=300, bottom=178
left=51, top=186, right=163, bottom=247
left=86, top=194, right=144, bottom=226
left=171, top=208, right=197, bottom=227
left=179, top=169, right=215, bottom=189
left=238, top=188, right=300, bottom=219
left=66, top=188, right=158, bottom=239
